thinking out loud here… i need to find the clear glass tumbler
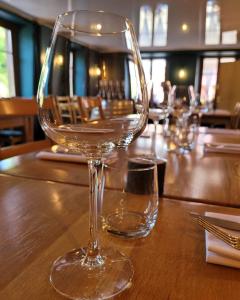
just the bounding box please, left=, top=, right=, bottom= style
left=102, top=156, right=159, bottom=238
left=175, top=117, right=197, bottom=153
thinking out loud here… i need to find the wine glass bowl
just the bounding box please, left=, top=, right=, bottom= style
left=38, top=10, right=148, bottom=159
left=37, top=10, right=148, bottom=299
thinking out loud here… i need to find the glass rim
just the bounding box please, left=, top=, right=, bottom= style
left=104, top=156, right=157, bottom=172
left=57, top=9, right=132, bottom=35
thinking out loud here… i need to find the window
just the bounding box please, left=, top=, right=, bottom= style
left=222, top=30, right=238, bottom=45
left=153, top=4, right=168, bottom=47
left=200, top=57, right=236, bottom=102
left=129, top=60, right=139, bottom=100
left=139, top=4, right=168, bottom=47
left=205, top=0, right=221, bottom=45
left=200, top=58, right=218, bottom=102
left=69, top=51, right=74, bottom=97
left=139, top=5, right=153, bottom=47
left=142, top=59, right=151, bottom=84
left=220, top=57, right=236, bottom=63
left=142, top=58, right=166, bottom=105
left=0, top=26, right=15, bottom=97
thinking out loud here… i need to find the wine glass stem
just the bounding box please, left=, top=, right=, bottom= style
left=83, top=159, right=104, bottom=268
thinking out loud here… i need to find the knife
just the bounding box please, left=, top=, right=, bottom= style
left=190, top=212, right=240, bottom=231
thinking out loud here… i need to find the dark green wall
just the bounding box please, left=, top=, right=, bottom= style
left=74, top=48, right=87, bottom=96
left=18, top=23, right=35, bottom=97
left=100, top=53, right=125, bottom=81
left=166, top=53, right=197, bottom=86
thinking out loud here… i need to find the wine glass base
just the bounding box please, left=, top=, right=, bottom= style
left=50, top=247, right=133, bottom=300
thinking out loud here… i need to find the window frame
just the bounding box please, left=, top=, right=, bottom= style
left=153, top=3, right=168, bottom=47
left=138, top=5, right=153, bottom=47
left=141, top=56, right=167, bottom=105
left=199, top=55, right=238, bottom=105
left=0, top=19, right=19, bottom=96
left=205, top=0, right=221, bottom=45
left=139, top=3, right=169, bottom=48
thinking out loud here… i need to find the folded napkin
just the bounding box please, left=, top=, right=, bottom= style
left=36, top=150, right=88, bottom=163
left=199, top=128, right=240, bottom=135
left=204, top=142, right=240, bottom=154
left=205, top=212, right=240, bottom=268
left=36, top=146, right=117, bottom=164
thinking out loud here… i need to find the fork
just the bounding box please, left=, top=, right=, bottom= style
left=194, top=215, right=240, bottom=250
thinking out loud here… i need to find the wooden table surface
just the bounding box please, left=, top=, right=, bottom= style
left=201, top=109, right=232, bottom=128
left=0, top=173, right=240, bottom=300
left=0, top=126, right=239, bottom=207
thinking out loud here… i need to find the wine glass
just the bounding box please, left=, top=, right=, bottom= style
left=37, top=10, right=148, bottom=300
left=148, top=83, right=172, bottom=133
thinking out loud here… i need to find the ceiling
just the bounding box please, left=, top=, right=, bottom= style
left=1, top=0, right=240, bottom=51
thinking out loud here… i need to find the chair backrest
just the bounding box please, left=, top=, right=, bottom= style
left=78, top=96, right=105, bottom=122
left=55, top=96, right=75, bottom=124
left=38, top=95, right=62, bottom=125
left=230, top=102, right=240, bottom=129
left=0, top=98, right=37, bottom=116
left=0, top=98, right=38, bottom=142
left=70, top=96, right=82, bottom=124
left=107, top=99, right=134, bottom=116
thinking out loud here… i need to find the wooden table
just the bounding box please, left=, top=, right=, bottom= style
left=0, top=173, right=240, bottom=300
left=201, top=109, right=232, bottom=128
left=0, top=126, right=239, bottom=207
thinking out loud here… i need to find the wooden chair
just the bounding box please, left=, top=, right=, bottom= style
left=70, top=96, right=82, bottom=124
left=0, top=98, right=38, bottom=144
left=230, top=102, right=240, bottom=129
left=55, top=96, right=75, bottom=124
left=0, top=98, right=53, bottom=159
left=106, top=99, right=134, bottom=117
left=37, top=95, right=62, bottom=126
left=78, top=96, right=105, bottom=122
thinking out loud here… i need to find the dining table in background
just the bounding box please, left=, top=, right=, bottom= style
left=201, top=109, right=232, bottom=128
left=0, top=125, right=239, bottom=207
left=0, top=173, right=240, bottom=300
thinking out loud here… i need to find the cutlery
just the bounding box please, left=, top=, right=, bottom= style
left=191, top=213, right=240, bottom=250
left=190, top=212, right=240, bottom=231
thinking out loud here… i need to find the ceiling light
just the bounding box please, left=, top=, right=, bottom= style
left=181, top=23, right=189, bottom=32
left=178, top=69, right=187, bottom=80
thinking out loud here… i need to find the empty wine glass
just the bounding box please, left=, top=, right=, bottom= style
left=37, top=10, right=148, bottom=300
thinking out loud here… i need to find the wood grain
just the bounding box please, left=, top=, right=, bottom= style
left=1, top=126, right=240, bottom=207
left=0, top=174, right=240, bottom=299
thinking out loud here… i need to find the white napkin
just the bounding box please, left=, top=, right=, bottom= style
left=204, top=142, right=240, bottom=154
left=205, top=212, right=240, bottom=268
left=36, top=150, right=88, bottom=163
left=199, top=128, right=240, bottom=135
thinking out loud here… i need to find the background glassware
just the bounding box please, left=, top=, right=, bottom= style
left=175, top=116, right=197, bottom=153
left=37, top=10, right=148, bottom=300
left=164, top=86, right=200, bottom=153
left=102, top=156, right=159, bottom=238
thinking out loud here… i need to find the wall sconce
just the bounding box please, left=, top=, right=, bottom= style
left=102, top=61, right=106, bottom=79
left=89, top=65, right=101, bottom=77
left=90, top=23, right=102, bottom=31
left=178, top=69, right=187, bottom=80
left=181, top=23, right=189, bottom=33
left=54, top=54, right=64, bottom=66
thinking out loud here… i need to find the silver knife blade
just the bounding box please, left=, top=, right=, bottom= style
left=190, top=212, right=240, bottom=231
